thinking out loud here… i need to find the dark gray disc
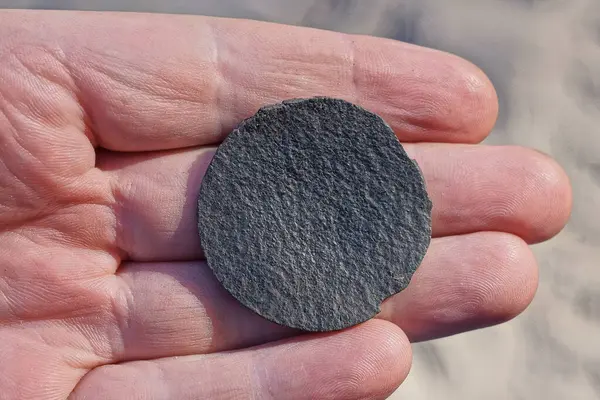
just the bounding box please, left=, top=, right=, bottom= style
left=197, top=97, right=432, bottom=332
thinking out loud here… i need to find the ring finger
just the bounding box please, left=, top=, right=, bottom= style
left=99, top=231, right=537, bottom=363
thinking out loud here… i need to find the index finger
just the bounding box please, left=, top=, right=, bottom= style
left=1, top=10, right=498, bottom=151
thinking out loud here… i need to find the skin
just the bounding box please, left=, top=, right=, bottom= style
left=0, top=9, right=572, bottom=400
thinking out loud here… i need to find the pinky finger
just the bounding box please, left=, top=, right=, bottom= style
left=70, top=320, right=411, bottom=400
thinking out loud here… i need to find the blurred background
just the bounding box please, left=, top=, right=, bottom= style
left=1, top=1, right=599, bottom=399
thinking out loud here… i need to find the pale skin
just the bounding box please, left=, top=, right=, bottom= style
left=0, top=9, right=572, bottom=400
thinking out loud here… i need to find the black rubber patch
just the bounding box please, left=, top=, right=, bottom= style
left=197, top=97, right=432, bottom=332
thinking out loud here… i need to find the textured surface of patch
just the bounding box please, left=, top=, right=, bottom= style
left=198, top=97, right=432, bottom=332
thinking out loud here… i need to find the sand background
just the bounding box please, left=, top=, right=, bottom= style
left=1, top=1, right=598, bottom=399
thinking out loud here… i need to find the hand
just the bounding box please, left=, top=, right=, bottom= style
left=0, top=10, right=571, bottom=400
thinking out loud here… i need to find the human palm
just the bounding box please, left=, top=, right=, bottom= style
left=0, top=10, right=571, bottom=400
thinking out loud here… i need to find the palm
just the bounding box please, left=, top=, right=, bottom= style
left=0, top=10, right=571, bottom=400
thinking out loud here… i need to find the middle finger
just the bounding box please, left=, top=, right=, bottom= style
left=99, top=143, right=570, bottom=262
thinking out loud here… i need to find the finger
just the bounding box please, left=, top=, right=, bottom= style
left=378, top=232, right=538, bottom=342
left=71, top=320, right=410, bottom=400
left=2, top=10, right=497, bottom=152
left=105, top=232, right=535, bottom=363
left=99, top=144, right=571, bottom=261
left=411, top=144, right=572, bottom=242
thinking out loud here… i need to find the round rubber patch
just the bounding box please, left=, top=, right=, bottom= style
left=197, top=97, right=432, bottom=332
